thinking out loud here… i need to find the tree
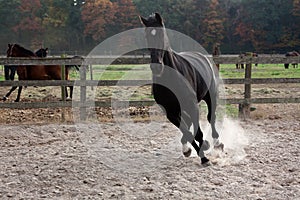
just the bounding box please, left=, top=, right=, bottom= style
left=63, top=1, right=85, bottom=53
left=233, top=0, right=296, bottom=52
left=81, top=0, right=116, bottom=42
left=288, top=0, right=300, bottom=48
left=293, top=0, right=300, bottom=16
left=0, top=0, right=21, bottom=47
left=12, top=0, right=43, bottom=48
left=0, top=0, right=299, bottom=54
left=201, top=0, right=225, bottom=50
left=112, top=0, right=140, bottom=32
left=41, top=0, right=67, bottom=49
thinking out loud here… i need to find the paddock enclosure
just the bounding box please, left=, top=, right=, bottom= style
left=0, top=55, right=299, bottom=199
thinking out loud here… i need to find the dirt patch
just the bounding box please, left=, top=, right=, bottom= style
left=0, top=84, right=299, bottom=199
left=0, top=105, right=299, bottom=199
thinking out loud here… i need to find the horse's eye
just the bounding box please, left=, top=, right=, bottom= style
left=151, top=29, right=156, bottom=36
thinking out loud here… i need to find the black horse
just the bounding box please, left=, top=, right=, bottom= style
left=35, top=47, right=48, bottom=58
left=140, top=13, right=223, bottom=165
left=4, top=47, right=48, bottom=81
left=284, top=51, right=299, bottom=69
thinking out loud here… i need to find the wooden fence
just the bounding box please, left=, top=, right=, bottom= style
left=0, top=55, right=299, bottom=119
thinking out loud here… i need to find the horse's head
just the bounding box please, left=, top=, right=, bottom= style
left=7, top=43, right=35, bottom=57
left=35, top=48, right=48, bottom=58
left=140, top=13, right=168, bottom=76
left=7, top=44, right=17, bottom=57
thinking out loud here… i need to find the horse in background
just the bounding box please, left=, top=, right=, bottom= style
left=212, top=43, right=221, bottom=72
left=35, top=47, right=48, bottom=58
left=236, top=52, right=258, bottom=69
left=284, top=51, right=299, bottom=69
left=3, top=44, right=78, bottom=102
left=4, top=47, right=48, bottom=81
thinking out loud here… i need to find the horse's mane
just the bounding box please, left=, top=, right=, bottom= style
left=13, top=44, right=36, bottom=56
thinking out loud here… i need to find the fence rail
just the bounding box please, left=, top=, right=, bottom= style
left=0, top=55, right=299, bottom=119
left=1, top=78, right=299, bottom=87
left=1, top=54, right=300, bottom=65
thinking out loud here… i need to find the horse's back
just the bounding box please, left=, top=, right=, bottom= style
left=177, top=52, right=218, bottom=99
left=178, top=52, right=216, bottom=78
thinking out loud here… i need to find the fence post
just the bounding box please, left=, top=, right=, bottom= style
left=239, top=55, right=252, bottom=119
left=80, top=65, right=87, bottom=121
left=89, top=65, right=94, bottom=90
left=61, top=54, right=66, bottom=122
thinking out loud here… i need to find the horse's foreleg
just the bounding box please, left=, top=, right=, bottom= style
left=2, top=86, right=18, bottom=101
left=15, top=86, right=23, bottom=102
left=284, top=63, right=289, bottom=69
left=65, top=86, right=73, bottom=101
left=186, top=105, right=210, bottom=164
left=166, top=112, right=195, bottom=156
left=167, top=110, right=210, bottom=165
left=69, top=86, right=73, bottom=99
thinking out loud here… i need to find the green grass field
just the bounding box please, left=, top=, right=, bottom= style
left=0, top=63, right=298, bottom=118
left=219, top=64, right=300, bottom=79
left=73, top=63, right=300, bottom=80
left=1, top=63, right=299, bottom=80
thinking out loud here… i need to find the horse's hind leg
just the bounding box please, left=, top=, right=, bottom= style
left=2, top=86, right=18, bottom=101
left=204, top=92, right=224, bottom=149
left=181, top=103, right=209, bottom=164
left=15, top=86, right=23, bottom=102
left=69, top=86, right=73, bottom=100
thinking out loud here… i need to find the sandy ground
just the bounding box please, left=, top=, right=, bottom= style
left=0, top=84, right=299, bottom=199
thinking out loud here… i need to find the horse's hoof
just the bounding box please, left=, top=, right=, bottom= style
left=214, top=143, right=224, bottom=151
left=183, top=148, right=192, bottom=157
left=2, top=96, right=8, bottom=101
left=213, top=138, right=224, bottom=151
left=201, top=140, right=210, bottom=151
left=201, top=157, right=211, bottom=167
left=66, top=97, right=72, bottom=101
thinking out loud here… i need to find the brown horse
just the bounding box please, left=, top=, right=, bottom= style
left=4, top=47, right=48, bottom=81
left=3, top=43, right=76, bottom=102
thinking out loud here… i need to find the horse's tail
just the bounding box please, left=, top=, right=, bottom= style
left=4, top=65, right=10, bottom=80
left=66, top=64, right=80, bottom=71
left=66, top=55, right=83, bottom=71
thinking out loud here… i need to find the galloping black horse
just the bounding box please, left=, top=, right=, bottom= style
left=4, top=47, right=48, bottom=81
left=140, top=13, right=223, bottom=165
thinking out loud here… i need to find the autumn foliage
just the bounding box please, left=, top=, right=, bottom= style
left=0, top=0, right=299, bottom=53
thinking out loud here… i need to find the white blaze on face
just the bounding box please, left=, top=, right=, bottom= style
left=151, top=29, right=157, bottom=36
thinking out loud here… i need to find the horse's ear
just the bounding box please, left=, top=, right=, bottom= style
left=139, top=16, right=148, bottom=26
left=155, top=13, right=163, bottom=26
left=8, top=44, right=11, bottom=48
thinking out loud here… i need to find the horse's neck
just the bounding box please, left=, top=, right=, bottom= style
left=163, top=48, right=177, bottom=68
left=17, top=52, right=36, bottom=57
